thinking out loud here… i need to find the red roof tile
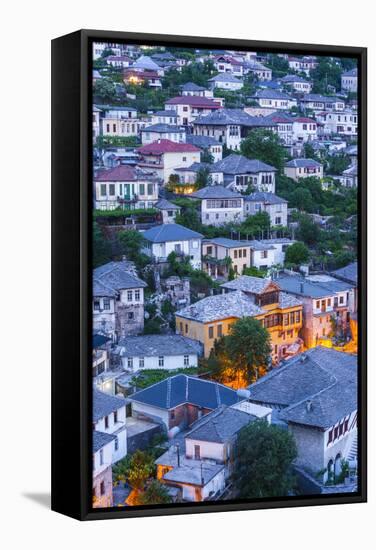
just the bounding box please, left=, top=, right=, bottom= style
left=138, top=139, right=201, bottom=155
left=165, top=96, right=221, bottom=109
left=294, top=117, right=317, bottom=123
left=95, top=166, right=138, bottom=182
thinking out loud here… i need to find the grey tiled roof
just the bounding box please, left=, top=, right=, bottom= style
left=331, top=262, right=358, bottom=285
left=116, top=334, right=203, bottom=358
left=186, top=405, right=256, bottom=443
left=248, top=347, right=357, bottom=428
left=93, top=261, right=147, bottom=297
left=210, top=154, right=276, bottom=174
left=194, top=108, right=276, bottom=128
left=342, top=68, right=357, bottom=77
left=153, top=110, right=178, bottom=117
left=129, top=374, right=240, bottom=410
left=180, top=82, right=207, bottom=91
left=254, top=89, right=294, bottom=100
left=209, top=73, right=242, bottom=83
left=280, top=75, right=309, bottom=83
left=141, top=123, right=185, bottom=133
left=142, top=223, right=203, bottom=243
left=191, top=185, right=243, bottom=200
left=285, top=158, right=322, bottom=168
left=221, top=275, right=279, bottom=294
left=301, top=94, right=343, bottom=104
left=177, top=290, right=264, bottom=322
left=163, top=460, right=224, bottom=486
left=244, top=192, right=287, bottom=204
left=93, top=430, right=116, bottom=453
left=155, top=199, right=180, bottom=210
left=203, top=237, right=253, bottom=249
left=276, top=274, right=352, bottom=299
left=186, top=135, right=222, bottom=148
left=93, top=389, right=126, bottom=422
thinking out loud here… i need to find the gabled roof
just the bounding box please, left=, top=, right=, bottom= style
left=186, top=405, right=256, bottom=443
left=203, top=237, right=252, bottom=249
left=93, top=430, right=116, bottom=453
left=93, top=261, right=147, bottom=298
left=280, top=74, right=310, bottom=83
left=129, top=374, right=240, bottom=410
left=194, top=108, right=275, bottom=128
left=180, top=82, right=207, bottom=92
left=93, top=389, right=126, bottom=422
left=93, top=333, right=111, bottom=349
left=155, top=198, right=180, bottom=211
left=165, top=96, right=221, bottom=109
left=142, top=223, right=203, bottom=243
left=95, top=165, right=138, bottom=182
left=331, top=261, right=358, bottom=285
left=254, top=89, right=294, bottom=100
left=116, top=334, right=203, bottom=358
left=248, top=347, right=357, bottom=429
left=153, top=110, right=178, bottom=118
left=301, top=94, right=343, bottom=104
left=141, top=123, right=186, bottom=133
left=275, top=274, right=352, bottom=299
left=176, top=290, right=264, bottom=323
left=244, top=192, right=287, bottom=205
left=342, top=68, right=358, bottom=77
left=186, top=135, right=222, bottom=148
left=221, top=275, right=280, bottom=295
left=190, top=185, right=243, bottom=200
left=138, top=139, right=200, bottom=155
left=209, top=153, right=276, bottom=174
left=209, top=73, right=243, bottom=83
left=132, top=55, right=161, bottom=71
left=285, top=158, right=322, bottom=168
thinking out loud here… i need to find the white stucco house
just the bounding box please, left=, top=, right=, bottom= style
left=140, top=124, right=186, bottom=145
left=284, top=158, right=323, bottom=181
left=244, top=192, right=288, bottom=227
left=164, top=95, right=222, bottom=125
left=92, top=431, right=115, bottom=508
left=93, top=389, right=127, bottom=464
left=141, top=223, right=203, bottom=268
left=254, top=89, right=297, bottom=110
left=208, top=73, right=243, bottom=91
left=191, top=185, right=244, bottom=226
left=341, top=68, right=358, bottom=93
left=209, top=154, right=276, bottom=194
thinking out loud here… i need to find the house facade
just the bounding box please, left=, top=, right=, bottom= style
left=140, top=124, right=186, bottom=145
left=341, top=68, right=358, bottom=93
left=254, top=89, right=297, bottom=110
left=208, top=73, right=243, bottom=91
left=244, top=192, right=288, bottom=227
left=92, top=431, right=115, bottom=508
left=142, top=223, right=203, bottom=268
left=165, top=96, right=221, bottom=125
left=97, top=105, right=147, bottom=137
left=202, top=238, right=252, bottom=278
left=190, top=185, right=244, bottom=226
left=93, top=389, right=127, bottom=464
left=209, top=154, right=276, bottom=193
left=284, top=158, right=323, bottom=181
left=316, top=110, right=358, bottom=137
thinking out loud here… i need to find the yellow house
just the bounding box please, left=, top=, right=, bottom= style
left=202, top=238, right=252, bottom=279
left=175, top=276, right=303, bottom=364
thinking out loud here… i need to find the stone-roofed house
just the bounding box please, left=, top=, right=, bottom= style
left=176, top=276, right=303, bottom=361
left=186, top=134, right=223, bottom=162
left=151, top=109, right=178, bottom=125
left=113, top=334, right=203, bottom=372
left=92, top=430, right=116, bottom=508
left=247, top=347, right=358, bottom=485
left=165, top=95, right=222, bottom=125
left=180, top=82, right=213, bottom=98
left=284, top=158, right=323, bottom=181
left=141, top=223, right=203, bottom=269
left=190, top=185, right=244, bottom=226
left=140, top=123, right=186, bottom=145
left=280, top=74, right=312, bottom=93
left=253, top=89, right=297, bottom=110
left=202, top=238, right=253, bottom=279
left=299, top=94, right=345, bottom=114
left=93, top=261, right=147, bottom=340
left=208, top=154, right=276, bottom=193
left=340, top=162, right=358, bottom=188
left=208, top=73, right=243, bottom=91
left=192, top=108, right=276, bottom=150
left=155, top=198, right=181, bottom=223
left=129, top=374, right=240, bottom=430
left=93, top=389, right=127, bottom=464
left=275, top=273, right=354, bottom=348
left=244, top=192, right=288, bottom=226
left=244, top=60, right=272, bottom=80
left=341, top=67, right=358, bottom=93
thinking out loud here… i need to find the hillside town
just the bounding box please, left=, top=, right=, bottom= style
left=91, top=42, right=359, bottom=508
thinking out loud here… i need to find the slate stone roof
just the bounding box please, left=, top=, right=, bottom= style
left=194, top=108, right=276, bottom=128
left=93, top=430, right=116, bottom=453
left=209, top=74, right=243, bottom=83
left=342, top=68, right=358, bottom=77
left=276, top=274, right=353, bottom=299
left=331, top=262, right=358, bottom=285
left=142, top=223, right=203, bottom=243
left=221, top=275, right=279, bottom=295
left=254, top=89, right=294, bottom=100
left=180, top=82, right=207, bottom=92
left=209, top=154, right=276, bottom=174
left=301, top=94, right=343, bottom=104
left=132, top=55, right=161, bottom=71
left=280, top=75, right=310, bottom=83
left=162, top=459, right=224, bottom=486
left=186, top=405, right=256, bottom=443
left=115, top=334, right=203, bottom=358
left=176, top=290, right=264, bottom=322
left=93, top=261, right=147, bottom=298
left=186, top=135, right=222, bottom=148
left=153, top=110, right=178, bottom=118
left=244, top=192, right=287, bottom=204
left=129, top=374, right=240, bottom=410
left=248, top=347, right=357, bottom=429
left=141, top=124, right=186, bottom=133
left=343, top=164, right=358, bottom=176
left=165, top=96, right=221, bottom=109
left=93, top=333, right=111, bottom=349
left=285, top=158, right=322, bottom=168
left=203, top=237, right=253, bottom=249
left=93, top=389, right=126, bottom=422
left=155, top=199, right=180, bottom=210
left=190, top=185, right=243, bottom=200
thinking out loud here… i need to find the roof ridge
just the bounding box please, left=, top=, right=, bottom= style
left=166, top=377, right=172, bottom=409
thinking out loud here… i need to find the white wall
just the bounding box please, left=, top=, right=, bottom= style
left=121, top=353, right=198, bottom=371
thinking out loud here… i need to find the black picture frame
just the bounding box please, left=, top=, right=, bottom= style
left=51, top=29, right=367, bottom=521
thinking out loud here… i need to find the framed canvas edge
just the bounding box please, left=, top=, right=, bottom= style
left=52, top=29, right=367, bottom=521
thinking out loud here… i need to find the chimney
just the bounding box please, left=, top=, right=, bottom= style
left=306, top=400, right=313, bottom=412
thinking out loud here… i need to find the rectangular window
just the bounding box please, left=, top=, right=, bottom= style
left=158, top=356, right=164, bottom=367
left=128, top=312, right=134, bottom=320
left=100, top=481, right=105, bottom=495
left=100, top=184, right=106, bottom=197
left=139, top=357, right=144, bottom=368
left=194, top=445, right=201, bottom=460
left=127, top=357, right=133, bottom=369
left=135, top=289, right=140, bottom=301
left=104, top=416, right=109, bottom=429
left=109, top=184, right=115, bottom=196
left=114, top=437, right=119, bottom=451
left=100, top=449, right=104, bottom=465
left=217, top=324, right=223, bottom=338
left=185, top=324, right=188, bottom=334
left=184, top=354, right=189, bottom=366
left=139, top=183, right=145, bottom=195
left=147, top=183, right=154, bottom=195
left=103, top=298, right=110, bottom=310
left=94, top=300, right=100, bottom=311
left=127, top=290, right=133, bottom=301
left=114, top=410, right=118, bottom=424
left=208, top=326, right=214, bottom=339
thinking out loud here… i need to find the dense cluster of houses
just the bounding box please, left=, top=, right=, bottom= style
left=92, top=43, right=359, bottom=508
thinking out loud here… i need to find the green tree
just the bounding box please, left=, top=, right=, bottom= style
left=224, top=317, right=271, bottom=384
left=137, top=480, right=173, bottom=505
left=195, top=167, right=210, bottom=189
left=285, top=241, right=310, bottom=267
left=310, top=57, right=342, bottom=94
left=126, top=450, right=155, bottom=492
left=93, top=78, right=117, bottom=103
left=93, top=222, right=111, bottom=267
left=289, top=187, right=314, bottom=211
left=297, top=215, right=320, bottom=246
left=240, top=129, right=286, bottom=173
left=232, top=419, right=297, bottom=498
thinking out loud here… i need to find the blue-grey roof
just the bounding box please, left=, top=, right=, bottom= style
left=155, top=198, right=180, bottom=210
left=342, top=68, right=357, bottom=77
left=93, top=261, right=147, bottom=297
left=280, top=75, right=309, bottom=83
left=248, top=347, right=357, bottom=429
left=210, top=154, right=276, bottom=175
left=116, top=334, right=203, bottom=358
left=209, top=73, right=243, bottom=83
left=285, top=158, right=322, bottom=168
left=244, top=192, right=287, bottom=204
left=331, top=262, right=358, bottom=285
left=129, top=374, right=240, bottom=410
left=93, top=430, right=116, bottom=453
left=93, top=333, right=111, bottom=349
left=186, top=135, right=222, bottom=148
left=194, top=108, right=276, bottom=128
left=276, top=274, right=352, bottom=299
left=254, top=89, right=294, bottom=100
left=93, top=389, right=126, bottom=422
left=191, top=185, right=242, bottom=200
left=142, top=223, right=203, bottom=243
left=204, top=237, right=252, bottom=249
left=180, top=82, right=207, bottom=91
left=153, top=110, right=178, bottom=118
left=141, top=124, right=185, bottom=133
left=258, top=80, right=282, bottom=90
left=301, top=94, right=343, bottom=104
left=97, top=104, right=137, bottom=112
left=186, top=405, right=256, bottom=443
